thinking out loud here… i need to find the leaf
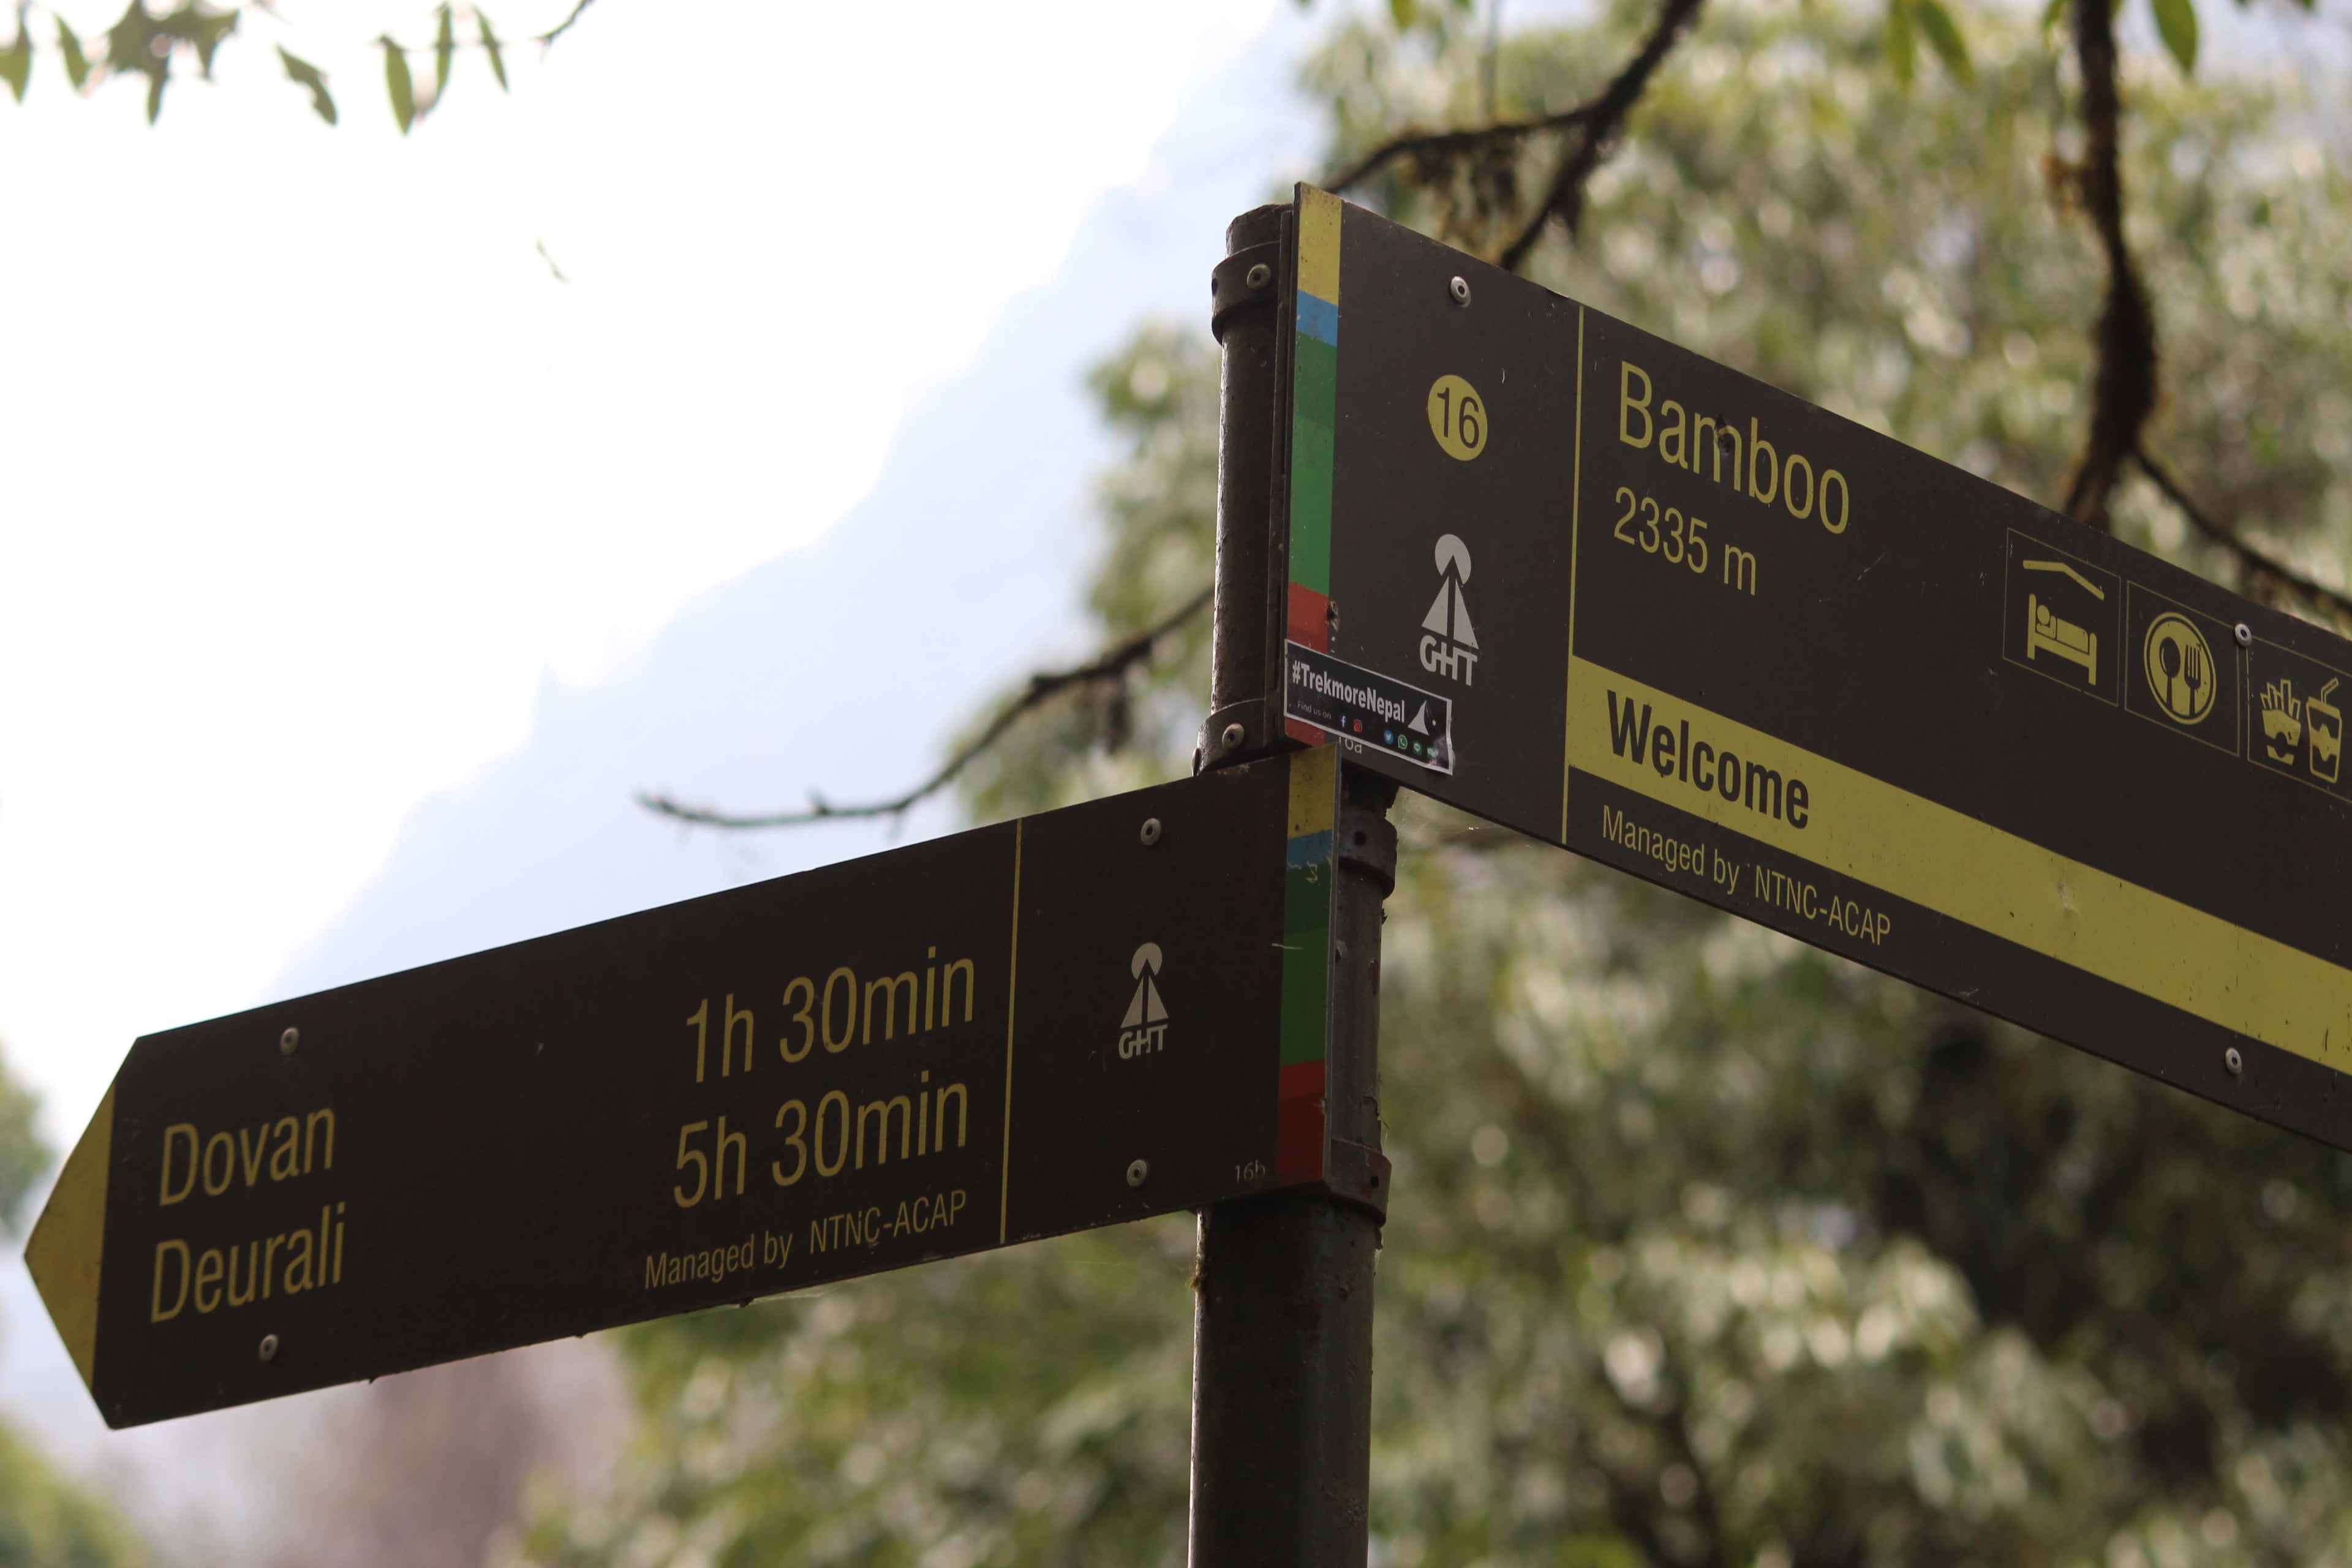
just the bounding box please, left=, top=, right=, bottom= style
left=2150, top=0, right=2198, bottom=70
left=56, top=16, right=88, bottom=88
left=431, top=3, right=453, bottom=106
left=1, top=22, right=29, bottom=104
left=380, top=34, right=413, bottom=133
left=478, top=9, right=506, bottom=89
left=1915, top=0, right=1975, bottom=81
left=277, top=45, right=334, bottom=124
left=153, top=2, right=235, bottom=76
left=1885, top=0, right=1917, bottom=86
left=2040, top=0, right=2069, bottom=33
left=1388, top=0, right=1415, bottom=26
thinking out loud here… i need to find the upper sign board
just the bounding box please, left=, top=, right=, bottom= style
left=29, top=750, right=1345, bottom=1427
left=1280, top=186, right=2352, bottom=1150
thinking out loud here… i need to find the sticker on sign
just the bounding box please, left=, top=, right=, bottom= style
left=1284, top=641, right=1453, bottom=773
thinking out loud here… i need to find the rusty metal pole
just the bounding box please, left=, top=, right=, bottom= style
left=1191, top=202, right=1394, bottom=1567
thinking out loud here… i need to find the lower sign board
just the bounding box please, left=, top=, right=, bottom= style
left=29, top=750, right=1345, bottom=1427
left=1279, top=184, right=2352, bottom=1152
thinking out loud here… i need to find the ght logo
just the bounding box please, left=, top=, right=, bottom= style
left=1419, top=533, right=1479, bottom=686
left=1118, top=943, right=1169, bottom=1060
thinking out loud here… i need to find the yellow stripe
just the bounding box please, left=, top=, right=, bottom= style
left=998, top=820, right=1023, bottom=1245
left=1297, top=186, right=1343, bottom=304
left=1289, top=746, right=1338, bottom=838
left=1568, top=657, right=2352, bottom=1067
left=26, top=1085, right=112, bottom=1392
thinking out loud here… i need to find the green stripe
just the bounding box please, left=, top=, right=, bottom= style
left=1289, top=334, right=1336, bottom=594
left=1279, top=864, right=1330, bottom=1065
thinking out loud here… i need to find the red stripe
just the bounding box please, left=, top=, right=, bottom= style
left=1275, top=1059, right=1326, bottom=1184
left=1287, top=582, right=1330, bottom=652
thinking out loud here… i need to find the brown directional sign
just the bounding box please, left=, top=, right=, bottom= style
left=1278, top=185, right=2352, bottom=1151
left=27, top=750, right=1348, bottom=1428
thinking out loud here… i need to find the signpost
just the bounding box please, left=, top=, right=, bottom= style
left=31, top=181, right=2352, bottom=1561
left=27, top=749, right=1349, bottom=1428
left=1271, top=185, right=2352, bottom=1154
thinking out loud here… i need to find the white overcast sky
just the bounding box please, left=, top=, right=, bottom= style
left=0, top=0, right=1282, bottom=1145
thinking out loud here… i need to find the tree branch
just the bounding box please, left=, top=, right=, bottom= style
left=535, top=0, right=596, bottom=49
left=1499, top=0, right=1704, bottom=271
left=2059, top=0, right=2157, bottom=532
left=1325, top=0, right=1703, bottom=274
left=1325, top=102, right=1598, bottom=195
left=2131, top=446, right=2352, bottom=627
left=635, top=586, right=1212, bottom=832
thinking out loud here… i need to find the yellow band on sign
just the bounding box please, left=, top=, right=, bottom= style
left=1566, top=657, right=2352, bottom=1069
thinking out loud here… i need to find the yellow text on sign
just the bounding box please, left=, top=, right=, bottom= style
left=1427, top=375, right=1487, bottom=461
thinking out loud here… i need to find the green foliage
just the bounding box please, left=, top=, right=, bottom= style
left=0, top=1422, right=145, bottom=1568
left=1, top=13, right=29, bottom=102
left=0, top=1045, right=48, bottom=1235
left=380, top=33, right=414, bottom=133
left=523, top=1, right=2352, bottom=1563
left=55, top=14, right=88, bottom=90
left=276, top=45, right=333, bottom=125
left=2152, top=0, right=2199, bottom=73
left=0, top=2, right=514, bottom=125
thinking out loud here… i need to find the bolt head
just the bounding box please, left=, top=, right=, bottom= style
left=2235, top=623, right=2253, bottom=648
left=1126, top=1158, right=1150, bottom=1188
left=258, top=1333, right=280, bottom=1362
left=1139, top=817, right=1163, bottom=847
left=1245, top=262, right=1272, bottom=291
left=279, top=1027, right=300, bottom=1056
left=1221, top=722, right=1246, bottom=750
left=2226, top=1046, right=2245, bottom=1076
left=1449, top=275, right=1471, bottom=305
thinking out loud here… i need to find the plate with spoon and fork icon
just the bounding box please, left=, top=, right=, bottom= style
left=2144, top=612, right=2218, bottom=726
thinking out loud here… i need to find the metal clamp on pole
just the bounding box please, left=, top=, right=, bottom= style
left=1190, top=196, right=1393, bottom=1568
left=1196, top=203, right=1294, bottom=778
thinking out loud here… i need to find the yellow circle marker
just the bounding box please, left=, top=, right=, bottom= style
left=1427, top=374, right=1487, bottom=462
left=2143, top=612, right=2217, bottom=725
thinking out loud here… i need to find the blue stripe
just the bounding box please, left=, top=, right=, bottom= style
left=1286, top=829, right=1333, bottom=870
left=1295, top=292, right=1338, bottom=347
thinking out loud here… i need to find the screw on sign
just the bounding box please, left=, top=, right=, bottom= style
left=1273, top=183, right=2352, bottom=1161
left=24, top=750, right=1352, bottom=1429
left=27, top=186, right=2352, bottom=1568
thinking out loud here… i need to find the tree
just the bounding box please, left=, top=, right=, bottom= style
left=530, top=0, right=2352, bottom=1562
left=0, top=1046, right=145, bottom=1568
left=0, top=1, right=592, bottom=130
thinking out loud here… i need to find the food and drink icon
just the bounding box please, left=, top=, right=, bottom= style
left=2260, top=677, right=2304, bottom=764
left=2245, top=641, right=2347, bottom=796
left=2310, top=679, right=2343, bottom=783
left=2143, top=612, right=2217, bottom=726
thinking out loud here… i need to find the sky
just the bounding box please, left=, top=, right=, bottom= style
left=0, top=0, right=1288, bottom=1141
left=0, top=0, right=1325, bottom=1545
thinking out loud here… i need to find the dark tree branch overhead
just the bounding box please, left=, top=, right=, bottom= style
left=2060, top=0, right=2158, bottom=532
left=534, top=0, right=597, bottom=48
left=635, top=586, right=1212, bottom=832
left=1325, top=0, right=1705, bottom=273
left=2132, top=447, right=2352, bottom=627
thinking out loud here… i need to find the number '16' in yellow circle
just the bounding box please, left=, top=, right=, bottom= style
left=1427, top=374, right=1487, bottom=461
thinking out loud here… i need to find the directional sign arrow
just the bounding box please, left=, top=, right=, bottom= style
left=28, top=750, right=1346, bottom=1428
left=1277, top=184, right=2352, bottom=1153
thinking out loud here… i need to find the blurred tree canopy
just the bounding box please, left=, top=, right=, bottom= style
left=0, top=1, right=582, bottom=129
left=0, top=1045, right=144, bottom=1568
left=531, top=0, right=2352, bottom=1564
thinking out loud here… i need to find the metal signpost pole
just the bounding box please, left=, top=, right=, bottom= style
left=1189, top=207, right=1393, bottom=1564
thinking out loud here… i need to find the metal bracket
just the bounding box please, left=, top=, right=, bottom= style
left=1323, top=1137, right=1391, bottom=1221
left=1211, top=240, right=1282, bottom=345
left=1196, top=698, right=1281, bottom=773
